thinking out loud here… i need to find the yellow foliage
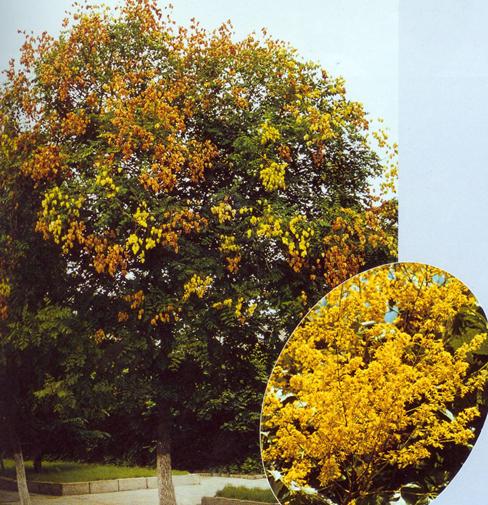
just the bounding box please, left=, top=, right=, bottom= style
left=133, top=204, right=150, bottom=228
left=181, top=274, right=213, bottom=303
left=211, top=201, right=236, bottom=224
left=259, top=159, right=287, bottom=191
left=212, top=296, right=256, bottom=324
left=259, top=120, right=281, bottom=144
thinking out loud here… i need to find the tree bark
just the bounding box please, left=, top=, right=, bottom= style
left=156, top=404, right=177, bottom=505
left=11, top=434, right=31, bottom=505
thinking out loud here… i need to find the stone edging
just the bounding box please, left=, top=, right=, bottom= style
left=197, top=473, right=266, bottom=479
left=0, top=473, right=200, bottom=496
left=201, top=497, right=277, bottom=505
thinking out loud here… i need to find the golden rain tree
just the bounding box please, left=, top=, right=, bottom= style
left=0, top=1, right=396, bottom=503
left=261, top=263, right=488, bottom=505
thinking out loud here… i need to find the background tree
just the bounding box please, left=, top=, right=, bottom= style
left=261, top=263, right=488, bottom=505
left=0, top=1, right=397, bottom=503
left=0, top=104, right=113, bottom=503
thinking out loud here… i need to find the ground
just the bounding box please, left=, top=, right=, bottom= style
left=0, top=476, right=271, bottom=505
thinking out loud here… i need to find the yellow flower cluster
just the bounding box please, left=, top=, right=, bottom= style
left=95, top=167, right=119, bottom=198
left=127, top=233, right=143, bottom=255
left=262, top=264, right=488, bottom=500
left=282, top=216, right=314, bottom=271
left=246, top=205, right=315, bottom=272
left=133, top=203, right=151, bottom=228
left=210, top=201, right=236, bottom=224
left=218, top=234, right=240, bottom=254
left=212, top=298, right=233, bottom=309
left=259, top=120, right=281, bottom=144
left=218, top=234, right=241, bottom=273
left=248, top=204, right=283, bottom=239
left=181, top=274, right=213, bottom=303
left=307, top=109, right=334, bottom=143
left=212, top=297, right=257, bottom=323
left=259, top=159, right=287, bottom=191
left=38, top=187, right=85, bottom=247
left=125, top=207, right=207, bottom=263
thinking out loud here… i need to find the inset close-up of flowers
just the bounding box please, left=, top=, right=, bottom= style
left=261, top=263, right=488, bottom=505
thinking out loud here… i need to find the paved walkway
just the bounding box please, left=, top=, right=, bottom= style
left=0, top=476, right=270, bottom=505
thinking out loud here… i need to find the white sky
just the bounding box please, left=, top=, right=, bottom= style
left=0, top=0, right=398, bottom=142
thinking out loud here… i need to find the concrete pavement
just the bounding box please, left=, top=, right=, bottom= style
left=0, top=476, right=271, bottom=505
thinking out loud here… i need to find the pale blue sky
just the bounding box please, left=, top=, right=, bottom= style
left=400, top=3, right=488, bottom=501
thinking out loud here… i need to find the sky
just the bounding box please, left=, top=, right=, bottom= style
left=400, top=4, right=488, bottom=501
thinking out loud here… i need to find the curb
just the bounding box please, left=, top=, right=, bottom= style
left=201, top=497, right=277, bottom=505
left=0, top=473, right=200, bottom=496
left=197, top=473, right=266, bottom=480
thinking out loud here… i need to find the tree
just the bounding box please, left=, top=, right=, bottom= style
left=261, top=263, right=488, bottom=505
left=0, top=1, right=397, bottom=503
left=0, top=105, right=72, bottom=503
left=0, top=98, right=112, bottom=504
left=0, top=120, right=63, bottom=503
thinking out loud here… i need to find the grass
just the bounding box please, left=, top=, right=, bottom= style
left=0, top=459, right=188, bottom=483
left=215, top=484, right=276, bottom=503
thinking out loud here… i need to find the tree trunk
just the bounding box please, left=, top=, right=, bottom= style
left=0, top=451, right=5, bottom=472
left=33, top=452, right=42, bottom=473
left=11, top=435, right=31, bottom=505
left=156, top=404, right=177, bottom=505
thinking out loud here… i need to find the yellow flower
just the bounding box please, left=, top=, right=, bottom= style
left=181, top=274, right=213, bottom=302
left=127, top=233, right=141, bottom=254
left=134, top=204, right=150, bottom=228
left=259, top=120, right=281, bottom=144
left=259, top=160, right=287, bottom=191
left=210, top=201, right=236, bottom=224
left=145, top=237, right=156, bottom=250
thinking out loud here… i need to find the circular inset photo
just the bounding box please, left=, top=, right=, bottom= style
left=261, top=263, right=488, bottom=505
